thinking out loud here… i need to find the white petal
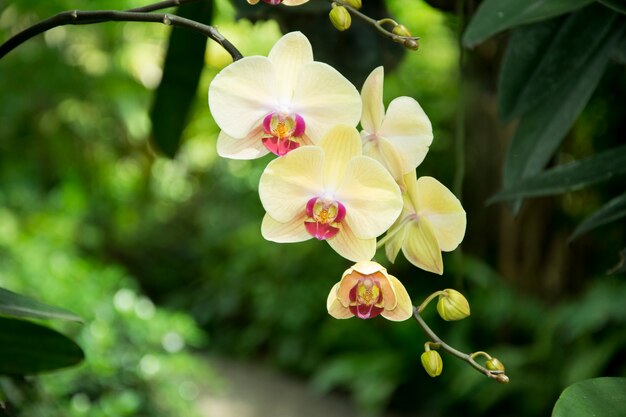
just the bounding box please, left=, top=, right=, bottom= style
left=415, top=176, right=466, bottom=252
left=327, top=221, right=375, bottom=262
left=379, top=96, right=433, bottom=173
left=291, top=62, right=362, bottom=142
left=216, top=127, right=270, bottom=160
left=318, top=125, right=362, bottom=191
left=335, top=156, right=402, bottom=239
left=402, top=219, right=443, bottom=275
left=268, top=32, right=313, bottom=104
left=360, top=66, right=385, bottom=134
left=261, top=213, right=311, bottom=243
left=259, top=146, right=324, bottom=223
left=208, top=56, right=277, bottom=139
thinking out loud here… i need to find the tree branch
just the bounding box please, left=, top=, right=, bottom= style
left=0, top=2, right=242, bottom=61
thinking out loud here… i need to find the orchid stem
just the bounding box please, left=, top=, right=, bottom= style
left=0, top=0, right=243, bottom=61
left=412, top=306, right=509, bottom=383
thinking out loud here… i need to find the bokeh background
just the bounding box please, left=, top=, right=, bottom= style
left=1, top=1, right=625, bottom=416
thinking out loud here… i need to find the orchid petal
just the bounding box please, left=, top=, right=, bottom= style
left=261, top=213, right=311, bottom=243
left=283, top=0, right=310, bottom=5
left=379, top=96, right=433, bottom=172
left=327, top=220, right=375, bottom=262
left=381, top=275, right=413, bottom=321
left=327, top=282, right=354, bottom=319
left=384, top=218, right=408, bottom=263
left=336, top=156, right=402, bottom=239
left=216, top=128, right=270, bottom=160
left=362, top=135, right=405, bottom=181
left=259, top=146, right=324, bottom=223
left=291, top=62, right=362, bottom=142
left=208, top=56, right=276, bottom=139
left=267, top=32, right=313, bottom=104
left=318, top=125, right=362, bottom=191
left=360, top=66, right=385, bottom=134
left=402, top=218, right=443, bottom=275
left=351, top=261, right=387, bottom=276
left=415, top=176, right=466, bottom=252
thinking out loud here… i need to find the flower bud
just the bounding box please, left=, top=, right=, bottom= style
left=486, top=357, right=505, bottom=372
left=495, top=374, right=509, bottom=384
left=392, top=24, right=412, bottom=38
left=437, top=289, right=470, bottom=321
left=403, top=38, right=420, bottom=51
left=342, top=0, right=362, bottom=9
left=420, top=350, right=443, bottom=378
left=329, top=5, right=351, bottom=31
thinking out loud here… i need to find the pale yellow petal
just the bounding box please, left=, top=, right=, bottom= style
left=327, top=220, right=375, bottom=262
left=327, top=282, right=354, bottom=319
left=261, top=213, right=311, bottom=243
left=318, top=125, right=362, bottom=190
left=267, top=32, right=313, bottom=104
left=381, top=275, right=413, bottom=321
left=259, top=146, right=324, bottom=223
left=216, top=127, right=269, bottom=160
left=384, top=220, right=408, bottom=263
left=283, top=0, right=310, bottom=5
left=351, top=260, right=386, bottom=276
left=208, top=56, right=276, bottom=139
left=291, top=62, right=361, bottom=142
left=402, top=218, right=443, bottom=275
left=415, top=176, right=466, bottom=252
left=379, top=96, right=433, bottom=172
left=402, top=170, right=420, bottom=213
left=335, top=156, right=402, bottom=239
left=360, top=66, right=385, bottom=134
left=362, top=135, right=405, bottom=181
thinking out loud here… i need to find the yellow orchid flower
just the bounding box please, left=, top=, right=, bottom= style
left=326, top=261, right=412, bottom=321
left=208, top=32, right=361, bottom=159
left=384, top=171, right=466, bottom=274
left=259, top=125, right=402, bottom=262
left=360, top=66, right=433, bottom=180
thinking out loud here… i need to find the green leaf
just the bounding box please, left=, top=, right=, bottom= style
left=501, top=17, right=623, bottom=209
left=598, top=0, right=626, bottom=14
left=552, top=377, right=626, bottom=417
left=0, top=287, right=82, bottom=323
left=149, top=1, right=213, bottom=157
left=462, top=0, right=593, bottom=47
left=613, top=29, right=626, bottom=63
left=494, top=145, right=626, bottom=202
left=0, top=317, right=84, bottom=375
left=498, top=6, right=617, bottom=121
left=570, top=192, right=626, bottom=241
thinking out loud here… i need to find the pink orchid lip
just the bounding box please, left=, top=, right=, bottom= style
left=262, top=0, right=283, bottom=4
left=304, top=197, right=346, bottom=240
left=262, top=112, right=306, bottom=156
left=348, top=277, right=384, bottom=319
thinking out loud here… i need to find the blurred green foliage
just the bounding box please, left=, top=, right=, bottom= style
left=0, top=0, right=625, bottom=416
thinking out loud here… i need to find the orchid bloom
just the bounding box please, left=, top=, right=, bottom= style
left=384, top=171, right=466, bottom=274
left=360, top=66, right=433, bottom=180
left=208, top=32, right=361, bottom=159
left=259, top=125, right=402, bottom=262
left=248, top=0, right=309, bottom=5
left=327, top=261, right=412, bottom=321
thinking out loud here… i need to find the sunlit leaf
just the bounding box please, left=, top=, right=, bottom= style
left=0, top=287, right=82, bottom=323
left=501, top=20, right=622, bottom=211
left=462, top=0, right=593, bottom=47
left=0, top=317, right=84, bottom=375
left=570, top=192, right=626, bottom=241
left=493, top=145, right=626, bottom=201
left=149, top=1, right=213, bottom=157
left=498, top=6, right=617, bottom=121
left=552, top=377, right=626, bottom=417
left=598, top=0, right=626, bottom=14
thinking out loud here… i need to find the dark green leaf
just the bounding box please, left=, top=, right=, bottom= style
left=501, top=20, right=623, bottom=210
left=149, top=1, right=213, bottom=157
left=462, top=0, right=593, bottom=47
left=608, top=248, right=626, bottom=274
left=498, top=6, right=617, bottom=121
left=0, top=317, right=84, bottom=375
left=0, top=287, right=82, bottom=323
left=598, top=0, right=626, bottom=14
left=552, top=377, right=626, bottom=417
left=570, top=192, right=626, bottom=241
left=494, top=145, right=626, bottom=202
left=612, top=29, right=626, bottom=63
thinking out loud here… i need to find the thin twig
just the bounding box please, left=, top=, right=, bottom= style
left=412, top=306, right=508, bottom=382
left=127, top=0, right=199, bottom=13
left=0, top=5, right=242, bottom=61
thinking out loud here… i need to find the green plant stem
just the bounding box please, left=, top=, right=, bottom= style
left=0, top=1, right=242, bottom=61
left=412, top=306, right=508, bottom=382
left=327, top=0, right=420, bottom=48
left=417, top=290, right=445, bottom=313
